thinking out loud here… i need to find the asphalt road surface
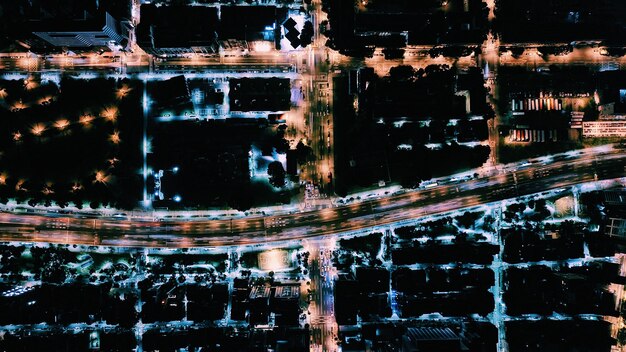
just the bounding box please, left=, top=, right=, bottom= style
left=0, top=150, right=624, bottom=247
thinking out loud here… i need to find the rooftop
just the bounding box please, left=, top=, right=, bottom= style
left=250, top=286, right=272, bottom=299
left=274, top=285, right=300, bottom=299
left=137, top=5, right=219, bottom=49
left=404, top=326, right=460, bottom=342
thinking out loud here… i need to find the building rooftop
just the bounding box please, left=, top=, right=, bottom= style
left=137, top=5, right=219, bottom=50
left=220, top=6, right=287, bottom=41
left=28, top=10, right=116, bottom=33
left=250, top=286, right=272, bottom=299
left=274, top=285, right=300, bottom=299
left=604, top=190, right=626, bottom=206
left=27, top=0, right=98, bottom=20
left=404, top=326, right=460, bottom=342
left=496, top=0, right=626, bottom=44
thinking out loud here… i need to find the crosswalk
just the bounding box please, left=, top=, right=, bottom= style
left=310, top=315, right=334, bottom=325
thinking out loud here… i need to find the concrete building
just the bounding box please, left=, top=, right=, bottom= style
left=136, top=5, right=220, bottom=56
left=32, top=11, right=128, bottom=47
left=249, top=286, right=271, bottom=326
left=401, top=327, right=461, bottom=352
left=272, top=285, right=301, bottom=326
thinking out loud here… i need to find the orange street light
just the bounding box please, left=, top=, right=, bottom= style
left=31, top=123, right=46, bottom=136
left=23, top=76, right=38, bottom=90
left=94, top=171, right=110, bottom=184
left=71, top=181, right=83, bottom=192
left=54, top=119, right=70, bottom=131
left=101, top=106, right=119, bottom=122
left=116, top=85, right=132, bottom=100
left=79, top=114, right=95, bottom=127
left=109, top=130, right=121, bottom=144
left=15, top=179, right=27, bottom=192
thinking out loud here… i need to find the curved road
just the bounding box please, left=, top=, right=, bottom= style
left=0, top=150, right=624, bottom=247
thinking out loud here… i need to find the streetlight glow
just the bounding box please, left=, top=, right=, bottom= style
left=116, top=84, right=132, bottom=99
left=109, top=130, right=121, bottom=144
left=54, top=119, right=70, bottom=131
left=79, top=114, right=95, bottom=127
left=101, top=106, right=119, bottom=122
left=94, top=171, right=110, bottom=184
left=31, top=123, right=46, bottom=136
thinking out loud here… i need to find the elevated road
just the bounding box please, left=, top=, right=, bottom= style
left=0, top=149, right=624, bottom=247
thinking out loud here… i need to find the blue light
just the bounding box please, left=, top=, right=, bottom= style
left=172, top=166, right=179, bottom=173
left=173, top=195, right=182, bottom=202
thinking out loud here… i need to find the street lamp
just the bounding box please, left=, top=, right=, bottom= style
left=94, top=171, right=109, bottom=184
left=101, top=106, right=118, bottom=122
left=109, top=130, right=121, bottom=144
left=79, top=114, right=95, bottom=127
left=54, top=119, right=70, bottom=131
left=31, top=123, right=46, bottom=136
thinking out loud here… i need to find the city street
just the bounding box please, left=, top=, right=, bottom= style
left=0, top=148, right=624, bottom=248
left=305, top=239, right=338, bottom=351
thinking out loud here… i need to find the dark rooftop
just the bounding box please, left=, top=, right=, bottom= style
left=220, top=6, right=287, bottom=41
left=604, top=190, right=626, bottom=206
left=28, top=11, right=114, bottom=33
left=137, top=5, right=219, bottom=49
left=496, top=0, right=626, bottom=44
left=404, top=327, right=460, bottom=342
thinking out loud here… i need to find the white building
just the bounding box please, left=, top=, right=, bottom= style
left=582, top=121, right=626, bottom=138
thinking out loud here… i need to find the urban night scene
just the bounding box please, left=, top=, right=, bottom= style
left=2, top=0, right=626, bottom=351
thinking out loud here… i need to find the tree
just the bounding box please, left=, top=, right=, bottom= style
left=267, top=161, right=286, bottom=187
left=300, top=21, right=314, bottom=47
left=509, top=47, right=525, bottom=58
left=296, top=141, right=314, bottom=164
left=319, top=20, right=329, bottom=36
left=389, top=65, right=415, bottom=81
left=618, top=328, right=626, bottom=345
left=457, top=211, right=481, bottom=229
left=383, top=48, right=405, bottom=60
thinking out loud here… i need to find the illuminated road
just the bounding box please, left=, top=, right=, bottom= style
left=0, top=149, right=624, bottom=247
left=306, top=241, right=338, bottom=352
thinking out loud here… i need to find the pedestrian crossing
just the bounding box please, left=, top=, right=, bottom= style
left=310, top=315, right=335, bottom=325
